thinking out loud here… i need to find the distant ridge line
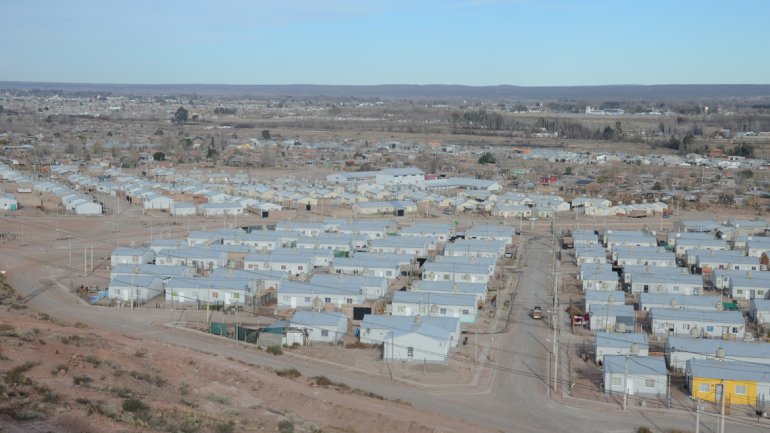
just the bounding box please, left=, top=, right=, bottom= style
left=1, top=81, right=769, bottom=100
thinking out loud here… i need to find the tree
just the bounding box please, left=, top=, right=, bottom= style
left=261, top=130, right=271, bottom=140
left=564, top=166, right=573, bottom=176
left=652, top=181, right=662, bottom=191
left=153, top=151, right=165, bottom=161
left=601, top=126, right=615, bottom=140
left=207, top=147, right=217, bottom=159
left=478, top=152, right=496, bottom=164
left=173, top=106, right=188, bottom=124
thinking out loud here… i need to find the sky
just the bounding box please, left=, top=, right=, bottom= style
left=1, top=0, right=769, bottom=86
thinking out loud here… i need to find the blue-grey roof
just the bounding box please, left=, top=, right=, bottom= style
left=109, top=275, right=161, bottom=288
left=291, top=311, right=347, bottom=327
left=111, top=264, right=190, bottom=278
left=640, top=293, right=720, bottom=308
left=604, top=355, right=666, bottom=375
left=687, top=359, right=770, bottom=382
left=392, top=291, right=476, bottom=307
left=631, top=273, right=703, bottom=286
left=585, top=290, right=625, bottom=302
left=667, top=336, right=770, bottom=359
left=411, top=280, right=487, bottom=296
left=112, top=247, right=153, bottom=257
left=588, top=304, right=635, bottom=317
left=166, top=277, right=251, bottom=291
left=650, top=308, right=744, bottom=324
left=423, top=261, right=491, bottom=275
left=596, top=332, right=648, bottom=349
left=310, top=274, right=386, bottom=290
left=279, top=280, right=359, bottom=296
left=209, top=268, right=286, bottom=281
left=750, top=299, right=770, bottom=311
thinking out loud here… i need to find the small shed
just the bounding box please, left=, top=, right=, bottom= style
left=603, top=355, right=667, bottom=399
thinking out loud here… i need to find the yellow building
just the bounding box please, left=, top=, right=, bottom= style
left=686, top=359, right=770, bottom=406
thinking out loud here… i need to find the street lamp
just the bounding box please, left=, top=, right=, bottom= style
left=623, top=342, right=640, bottom=411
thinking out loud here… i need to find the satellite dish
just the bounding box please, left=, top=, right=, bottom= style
left=670, top=299, right=678, bottom=307
left=689, top=327, right=700, bottom=337
left=615, top=323, right=627, bottom=333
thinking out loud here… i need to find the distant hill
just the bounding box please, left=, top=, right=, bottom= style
left=1, top=81, right=770, bottom=101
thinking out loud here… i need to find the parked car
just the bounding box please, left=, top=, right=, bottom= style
left=531, top=306, right=543, bottom=319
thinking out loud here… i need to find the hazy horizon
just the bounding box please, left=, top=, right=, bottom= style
left=2, top=1, right=769, bottom=87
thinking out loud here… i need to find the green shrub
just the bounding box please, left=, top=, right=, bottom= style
left=266, top=345, right=283, bottom=356
left=313, top=376, right=333, bottom=387
left=214, top=420, right=235, bottom=433
left=84, top=355, right=100, bottom=366
left=637, top=427, right=652, bottom=433
left=278, top=419, right=295, bottom=433
left=73, top=375, right=93, bottom=386
left=276, top=368, right=301, bottom=379
left=51, top=363, right=69, bottom=376
left=122, top=398, right=148, bottom=413
left=4, top=361, right=37, bottom=385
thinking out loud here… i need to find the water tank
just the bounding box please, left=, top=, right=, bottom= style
left=689, top=327, right=700, bottom=337
left=615, top=323, right=626, bottom=333
left=716, top=347, right=726, bottom=359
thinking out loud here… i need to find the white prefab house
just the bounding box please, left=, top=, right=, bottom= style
left=639, top=293, right=721, bottom=312
left=746, top=237, right=770, bottom=257
left=444, top=239, right=507, bottom=259
left=277, top=281, right=364, bottom=309
left=275, top=221, right=324, bottom=237
left=589, top=304, right=636, bottom=333
left=208, top=268, right=285, bottom=293
left=695, top=252, right=759, bottom=274
left=243, top=251, right=314, bottom=275
left=391, top=291, right=478, bottom=323
left=666, top=336, right=770, bottom=371
left=615, top=249, right=677, bottom=268
left=143, top=193, right=173, bottom=210
left=110, top=247, right=156, bottom=267
left=186, top=231, right=224, bottom=246
left=595, top=332, right=649, bottom=365
left=400, top=223, right=454, bottom=242
left=199, top=202, right=244, bottom=216
left=410, top=280, right=488, bottom=304
left=603, top=355, right=667, bottom=399
left=421, top=261, right=491, bottom=284
left=629, top=273, right=703, bottom=295
left=383, top=320, right=454, bottom=363
left=582, top=272, right=620, bottom=291
left=171, top=202, right=197, bottom=216
left=611, top=245, right=668, bottom=263
left=74, top=201, right=102, bottom=215
left=296, top=234, right=356, bottom=255
left=622, top=265, right=690, bottom=285
left=331, top=256, right=401, bottom=279
left=359, top=314, right=461, bottom=348
left=575, top=245, right=608, bottom=265
left=369, top=237, right=434, bottom=257
left=674, top=238, right=729, bottom=258
left=435, top=256, right=496, bottom=276
left=585, top=290, right=625, bottom=312
left=110, top=264, right=193, bottom=280
left=231, top=231, right=297, bottom=251
left=604, top=231, right=657, bottom=250
left=310, top=274, right=388, bottom=300
left=465, top=225, right=515, bottom=245
left=710, top=269, right=770, bottom=290
left=0, top=192, right=18, bottom=211
left=728, top=276, right=770, bottom=300
left=165, top=277, right=251, bottom=306
left=155, top=248, right=229, bottom=274
left=650, top=308, right=745, bottom=339
left=290, top=311, right=348, bottom=345
left=750, top=299, right=770, bottom=326
left=580, top=263, right=614, bottom=281
left=107, top=275, right=164, bottom=303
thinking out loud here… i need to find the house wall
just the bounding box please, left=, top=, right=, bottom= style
left=690, top=377, right=757, bottom=405
left=652, top=319, right=745, bottom=338
left=595, top=346, right=649, bottom=364
left=391, top=302, right=476, bottom=323
left=383, top=334, right=448, bottom=363
left=603, top=372, right=667, bottom=397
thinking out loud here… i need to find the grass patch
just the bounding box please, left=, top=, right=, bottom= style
left=122, top=397, right=148, bottom=413
left=4, top=361, right=37, bottom=385
left=206, top=393, right=232, bottom=406
left=275, top=368, right=302, bottom=379
left=278, top=419, right=295, bottom=433
left=73, top=375, right=93, bottom=386
left=312, top=376, right=334, bottom=387
left=84, top=355, right=100, bottom=366
left=266, top=345, right=283, bottom=356
left=0, top=323, right=18, bottom=337
left=214, top=420, right=235, bottom=433
left=129, top=370, right=167, bottom=387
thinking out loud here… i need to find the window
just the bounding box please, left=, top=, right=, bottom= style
left=735, top=385, right=746, bottom=395
left=683, top=324, right=690, bottom=330
left=440, top=308, right=447, bottom=315
left=699, top=383, right=710, bottom=392
left=321, top=330, right=329, bottom=337
left=407, top=347, right=414, bottom=358
left=396, top=306, right=405, bottom=313
left=304, top=297, right=311, bottom=302
left=298, top=265, right=304, bottom=271
left=324, top=297, right=332, bottom=303
left=283, top=296, right=291, bottom=301
left=737, top=290, right=744, bottom=295
left=645, top=379, right=655, bottom=388
left=672, top=286, right=679, bottom=292
left=211, top=291, right=219, bottom=299
left=462, top=309, right=470, bottom=315
left=734, top=266, right=740, bottom=270
left=346, top=298, right=353, bottom=304
left=732, top=327, right=739, bottom=333
left=706, top=326, right=714, bottom=332
left=281, top=265, right=287, bottom=271
left=443, top=274, right=450, bottom=280
left=611, top=376, right=622, bottom=386
left=233, top=293, right=240, bottom=299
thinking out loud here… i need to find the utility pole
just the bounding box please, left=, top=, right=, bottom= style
left=695, top=398, right=701, bottom=433
left=90, top=241, right=93, bottom=274
left=720, top=380, right=726, bottom=433
left=83, top=245, right=87, bottom=277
